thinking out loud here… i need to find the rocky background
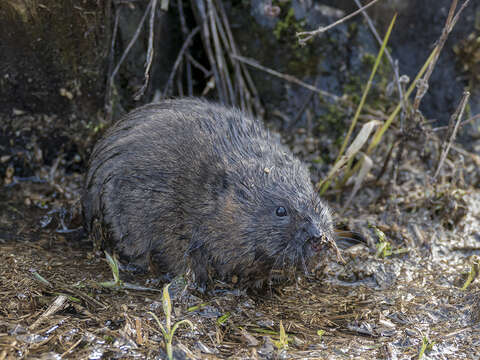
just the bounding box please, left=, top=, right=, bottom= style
left=1, top=0, right=479, bottom=180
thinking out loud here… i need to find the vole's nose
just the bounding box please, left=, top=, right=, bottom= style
left=301, top=223, right=326, bottom=252
left=306, top=223, right=322, bottom=240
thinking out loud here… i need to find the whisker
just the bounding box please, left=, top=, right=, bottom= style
left=336, top=236, right=365, bottom=243
left=269, top=245, right=288, bottom=280
left=299, top=248, right=308, bottom=275
left=335, top=230, right=367, bottom=244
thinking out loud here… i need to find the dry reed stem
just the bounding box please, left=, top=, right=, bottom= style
left=177, top=0, right=193, bottom=96
left=190, top=0, right=263, bottom=116
left=208, top=0, right=234, bottom=102
left=162, top=27, right=201, bottom=97
left=433, top=91, right=470, bottom=181
left=231, top=54, right=343, bottom=103
left=193, top=0, right=226, bottom=102
left=186, top=53, right=210, bottom=76
left=412, top=0, right=471, bottom=113
left=433, top=113, right=480, bottom=132
left=134, top=0, right=158, bottom=100
left=105, top=5, right=121, bottom=117
left=109, top=1, right=153, bottom=88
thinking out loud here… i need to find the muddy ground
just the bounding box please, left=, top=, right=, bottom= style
left=1, top=115, right=479, bottom=359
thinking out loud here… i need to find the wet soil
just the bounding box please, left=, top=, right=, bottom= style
left=1, top=147, right=479, bottom=359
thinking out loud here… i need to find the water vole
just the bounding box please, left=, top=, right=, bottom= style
left=82, top=98, right=335, bottom=287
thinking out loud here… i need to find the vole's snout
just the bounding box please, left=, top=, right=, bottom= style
left=298, top=222, right=327, bottom=253
left=306, top=223, right=322, bottom=239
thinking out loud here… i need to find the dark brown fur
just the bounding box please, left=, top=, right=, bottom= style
left=82, top=99, right=334, bottom=287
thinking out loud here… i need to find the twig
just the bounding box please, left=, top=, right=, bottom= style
left=207, top=0, right=235, bottom=103
left=29, top=295, right=68, bottom=331
left=175, top=1, right=263, bottom=116
left=412, top=0, right=471, bottom=112
left=108, top=0, right=153, bottom=108
left=186, top=53, right=211, bottom=76
left=215, top=0, right=263, bottom=116
left=296, top=0, right=382, bottom=45
left=211, top=0, right=244, bottom=109
left=134, top=0, right=158, bottom=100
left=193, top=0, right=227, bottom=102
left=231, top=54, right=342, bottom=103
left=272, top=109, right=291, bottom=126
left=177, top=0, right=193, bottom=96
left=189, top=0, right=263, bottom=114
left=60, top=337, right=84, bottom=358
left=162, top=27, right=201, bottom=97
left=288, top=90, right=315, bottom=130
left=109, top=1, right=152, bottom=82
left=451, top=144, right=480, bottom=166
left=433, top=91, right=470, bottom=181
left=450, top=0, right=472, bottom=30
left=212, top=2, right=244, bottom=109
left=105, top=4, right=121, bottom=117
left=433, top=113, right=480, bottom=131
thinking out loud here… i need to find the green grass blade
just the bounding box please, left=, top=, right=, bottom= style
left=320, top=13, right=397, bottom=195
left=162, top=283, right=172, bottom=331
left=147, top=311, right=168, bottom=339
left=337, top=13, right=397, bottom=161
left=367, top=46, right=438, bottom=153
left=340, top=46, right=438, bottom=185
left=104, top=251, right=120, bottom=284
left=170, top=319, right=194, bottom=337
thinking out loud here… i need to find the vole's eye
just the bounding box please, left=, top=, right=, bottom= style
left=275, top=206, right=287, bottom=217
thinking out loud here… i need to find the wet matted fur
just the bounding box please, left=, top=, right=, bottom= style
left=82, top=98, right=335, bottom=287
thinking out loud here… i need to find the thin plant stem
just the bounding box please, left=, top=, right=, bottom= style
left=296, top=0, right=383, bottom=45
left=319, top=14, right=397, bottom=195
left=433, top=91, right=470, bottom=181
